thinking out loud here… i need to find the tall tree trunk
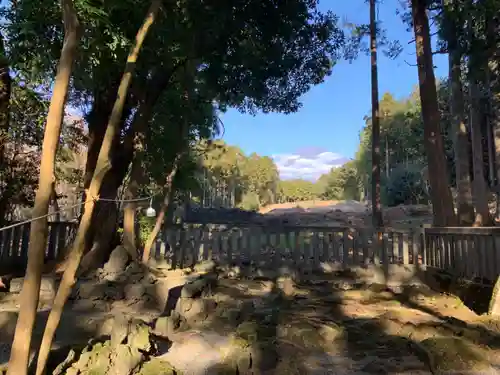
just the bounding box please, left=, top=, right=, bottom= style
left=411, top=0, right=456, bottom=226
left=6, top=1, right=80, bottom=374
left=121, top=97, right=157, bottom=257
left=469, top=77, right=493, bottom=226
left=449, top=51, right=474, bottom=225
left=0, top=32, right=11, bottom=170
left=142, top=161, right=179, bottom=263
left=369, top=0, right=383, bottom=228
left=0, top=33, right=12, bottom=226
left=34, top=3, right=161, bottom=373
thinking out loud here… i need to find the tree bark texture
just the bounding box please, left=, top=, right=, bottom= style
left=411, top=0, right=456, bottom=226
left=449, top=49, right=475, bottom=225
left=369, top=0, right=383, bottom=228
left=7, top=1, right=80, bottom=374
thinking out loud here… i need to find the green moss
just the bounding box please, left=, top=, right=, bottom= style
left=127, top=323, right=152, bottom=352
left=419, top=337, right=490, bottom=374
left=136, top=358, right=179, bottom=375
left=209, top=363, right=237, bottom=375
left=235, top=321, right=259, bottom=343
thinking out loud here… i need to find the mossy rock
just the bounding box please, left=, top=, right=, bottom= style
left=209, top=363, right=238, bottom=375
left=235, top=321, right=264, bottom=343
left=219, top=345, right=252, bottom=374
left=228, top=335, right=251, bottom=349
left=136, top=358, right=179, bottom=375
left=419, top=337, right=491, bottom=374
left=279, top=322, right=323, bottom=348
left=127, top=323, right=152, bottom=352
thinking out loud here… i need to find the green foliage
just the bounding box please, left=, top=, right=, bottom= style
left=5, top=0, right=346, bottom=114
left=278, top=179, right=320, bottom=202
left=0, top=79, right=86, bottom=217
left=137, top=213, right=156, bottom=246
left=238, top=191, right=260, bottom=211
left=194, top=140, right=280, bottom=209
left=320, top=161, right=361, bottom=201
left=352, top=84, right=458, bottom=206
left=2, top=0, right=348, bottom=220
left=385, top=163, right=428, bottom=206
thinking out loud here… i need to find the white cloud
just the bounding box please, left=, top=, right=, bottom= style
left=272, top=149, right=347, bottom=181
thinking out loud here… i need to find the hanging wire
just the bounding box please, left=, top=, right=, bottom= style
left=0, top=193, right=159, bottom=233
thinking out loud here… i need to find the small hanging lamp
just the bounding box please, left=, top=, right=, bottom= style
left=146, top=198, right=156, bottom=217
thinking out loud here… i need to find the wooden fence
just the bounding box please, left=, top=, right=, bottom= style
left=1, top=221, right=500, bottom=283
left=0, top=221, right=78, bottom=269
left=149, top=224, right=417, bottom=270
left=150, top=224, right=500, bottom=283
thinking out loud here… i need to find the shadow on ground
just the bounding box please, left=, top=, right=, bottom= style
left=181, top=263, right=500, bottom=374
left=3, top=259, right=500, bottom=375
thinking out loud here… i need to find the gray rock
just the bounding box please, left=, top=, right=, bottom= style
left=194, top=260, right=217, bottom=273
left=103, top=245, right=130, bottom=275
left=75, top=282, right=105, bottom=300
left=181, top=273, right=217, bottom=298
left=154, top=312, right=184, bottom=338
left=181, top=298, right=217, bottom=323
left=111, top=316, right=129, bottom=348
left=103, top=284, right=125, bottom=301
left=124, top=284, right=146, bottom=300
left=9, top=276, right=57, bottom=295
left=108, top=345, right=143, bottom=375
left=157, top=330, right=254, bottom=375
left=175, top=297, right=193, bottom=314
left=127, top=322, right=152, bottom=352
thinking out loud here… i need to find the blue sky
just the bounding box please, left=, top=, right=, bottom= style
left=221, top=0, right=448, bottom=181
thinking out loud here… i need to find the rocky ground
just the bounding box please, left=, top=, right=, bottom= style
left=1, top=246, right=500, bottom=374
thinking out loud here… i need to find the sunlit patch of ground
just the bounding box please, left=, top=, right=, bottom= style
left=192, top=276, right=500, bottom=374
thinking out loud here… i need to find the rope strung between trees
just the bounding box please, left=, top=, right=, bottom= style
left=0, top=193, right=160, bottom=232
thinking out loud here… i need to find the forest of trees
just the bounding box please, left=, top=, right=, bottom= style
left=0, top=0, right=499, bottom=373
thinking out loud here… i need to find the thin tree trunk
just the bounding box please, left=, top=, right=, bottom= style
left=50, top=181, right=61, bottom=221
left=411, top=0, right=456, bottom=226
left=469, top=77, right=493, bottom=226
left=34, top=2, right=161, bottom=374
left=6, top=1, right=80, bottom=374
left=0, top=32, right=11, bottom=169
left=123, top=153, right=144, bottom=255
left=122, top=94, right=160, bottom=256
left=0, top=33, right=12, bottom=227
left=142, top=161, right=180, bottom=264
left=369, top=0, right=383, bottom=228
left=449, top=51, right=474, bottom=225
